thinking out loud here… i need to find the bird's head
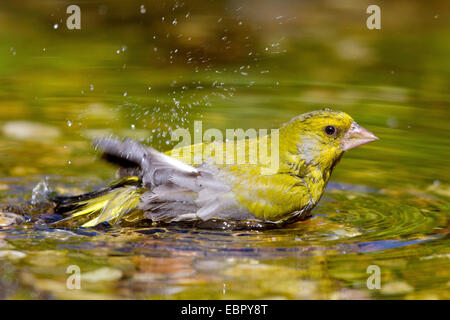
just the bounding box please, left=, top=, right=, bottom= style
left=280, top=109, right=378, bottom=171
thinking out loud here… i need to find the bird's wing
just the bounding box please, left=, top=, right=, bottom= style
left=94, top=137, right=199, bottom=188
left=94, top=137, right=253, bottom=222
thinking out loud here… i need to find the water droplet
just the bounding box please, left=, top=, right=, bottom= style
left=140, top=5, right=146, bottom=14
left=53, top=24, right=59, bottom=29
left=67, top=120, right=72, bottom=127
left=123, top=92, right=128, bottom=96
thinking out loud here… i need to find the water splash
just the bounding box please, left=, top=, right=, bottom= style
left=31, top=178, right=52, bottom=205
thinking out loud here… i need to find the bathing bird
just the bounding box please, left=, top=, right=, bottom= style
left=53, top=109, right=378, bottom=228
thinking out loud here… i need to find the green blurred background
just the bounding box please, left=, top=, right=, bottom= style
left=0, top=0, right=448, bottom=187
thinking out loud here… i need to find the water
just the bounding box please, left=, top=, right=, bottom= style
left=0, top=0, right=449, bottom=299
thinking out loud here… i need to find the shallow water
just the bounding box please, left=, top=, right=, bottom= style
left=0, top=0, right=449, bottom=299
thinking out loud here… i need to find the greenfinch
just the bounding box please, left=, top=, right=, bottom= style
left=54, top=109, right=378, bottom=228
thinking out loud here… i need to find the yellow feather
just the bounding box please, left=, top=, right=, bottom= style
left=81, top=187, right=141, bottom=227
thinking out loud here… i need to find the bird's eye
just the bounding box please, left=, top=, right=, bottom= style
left=324, top=125, right=336, bottom=136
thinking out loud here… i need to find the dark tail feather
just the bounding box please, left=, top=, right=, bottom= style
left=52, top=177, right=143, bottom=227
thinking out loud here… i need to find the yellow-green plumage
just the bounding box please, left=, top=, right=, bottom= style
left=54, top=109, right=377, bottom=227
left=166, top=109, right=353, bottom=221
left=54, top=177, right=144, bottom=227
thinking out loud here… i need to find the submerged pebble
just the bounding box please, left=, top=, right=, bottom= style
left=82, top=267, right=123, bottom=283
left=0, top=211, right=25, bottom=226
left=381, top=281, right=414, bottom=295
left=0, top=250, right=27, bottom=260
left=2, top=121, right=60, bottom=141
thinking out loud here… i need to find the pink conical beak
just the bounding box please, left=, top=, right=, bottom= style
left=340, top=122, right=378, bottom=151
